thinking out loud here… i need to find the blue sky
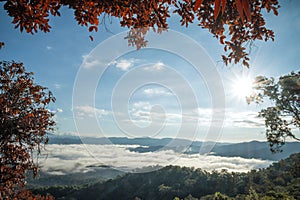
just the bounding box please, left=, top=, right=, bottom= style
left=1, top=1, right=299, bottom=142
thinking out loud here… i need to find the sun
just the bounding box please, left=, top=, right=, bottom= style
left=232, top=76, right=254, bottom=98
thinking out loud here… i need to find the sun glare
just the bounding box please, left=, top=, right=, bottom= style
left=232, top=77, right=254, bottom=98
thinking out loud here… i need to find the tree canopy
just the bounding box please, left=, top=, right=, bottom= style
left=0, top=61, right=55, bottom=199
left=32, top=153, right=300, bottom=199
left=247, top=71, right=300, bottom=152
left=1, top=0, right=280, bottom=67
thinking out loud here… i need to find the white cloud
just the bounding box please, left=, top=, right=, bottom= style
left=131, top=101, right=152, bottom=110
left=144, top=88, right=172, bottom=96
left=74, top=105, right=109, bottom=118
left=110, top=58, right=139, bottom=71
left=116, top=60, right=133, bottom=71
left=53, top=83, right=61, bottom=89
left=128, top=101, right=198, bottom=126
left=129, top=102, right=152, bottom=125
left=85, top=60, right=100, bottom=69
left=82, top=55, right=101, bottom=69
left=57, top=108, right=63, bottom=113
left=226, top=110, right=264, bottom=128
left=195, top=108, right=264, bottom=128
left=129, top=102, right=162, bottom=122
left=46, top=46, right=52, bottom=50
left=39, top=144, right=272, bottom=175
left=144, top=62, right=165, bottom=71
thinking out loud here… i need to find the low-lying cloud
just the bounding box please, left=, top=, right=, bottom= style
left=39, top=144, right=273, bottom=175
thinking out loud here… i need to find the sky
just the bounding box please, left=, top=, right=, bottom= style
left=1, top=1, right=300, bottom=143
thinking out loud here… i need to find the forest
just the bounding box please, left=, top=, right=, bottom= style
left=31, top=152, right=300, bottom=200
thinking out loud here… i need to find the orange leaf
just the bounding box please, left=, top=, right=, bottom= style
left=94, top=18, right=99, bottom=26
left=214, top=0, right=221, bottom=20
left=194, top=0, right=204, bottom=12
left=235, top=0, right=244, bottom=21
left=221, top=0, right=227, bottom=14
left=220, top=35, right=226, bottom=44
left=242, top=0, right=251, bottom=21
left=88, top=26, right=98, bottom=32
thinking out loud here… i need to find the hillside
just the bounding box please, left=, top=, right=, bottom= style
left=32, top=153, right=300, bottom=200
left=27, top=166, right=125, bottom=187
left=210, top=141, right=300, bottom=160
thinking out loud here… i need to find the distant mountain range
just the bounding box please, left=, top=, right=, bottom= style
left=48, top=134, right=300, bottom=161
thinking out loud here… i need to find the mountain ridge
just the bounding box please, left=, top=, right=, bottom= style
left=48, top=134, right=300, bottom=161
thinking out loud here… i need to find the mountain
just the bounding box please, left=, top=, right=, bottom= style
left=48, top=134, right=199, bottom=147
left=129, top=140, right=300, bottom=160
left=48, top=134, right=300, bottom=161
left=210, top=140, right=300, bottom=160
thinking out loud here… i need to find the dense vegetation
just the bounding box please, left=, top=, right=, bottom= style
left=0, top=61, right=55, bottom=199
left=248, top=71, right=300, bottom=152
left=32, top=152, right=300, bottom=200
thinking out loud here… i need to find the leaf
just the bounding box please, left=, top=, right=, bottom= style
left=243, top=60, right=249, bottom=68
left=94, top=18, right=99, bottom=26
left=194, top=0, right=204, bottom=12
left=235, top=0, right=244, bottom=22
left=88, top=26, right=98, bottom=32
left=0, top=42, right=4, bottom=50
left=221, top=0, right=227, bottom=14
left=242, top=0, right=251, bottom=21
left=273, top=8, right=278, bottom=16
left=214, top=0, right=221, bottom=20
left=220, top=35, right=226, bottom=44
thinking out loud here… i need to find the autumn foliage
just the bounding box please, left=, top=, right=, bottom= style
left=0, top=61, right=55, bottom=199
left=1, top=0, right=279, bottom=67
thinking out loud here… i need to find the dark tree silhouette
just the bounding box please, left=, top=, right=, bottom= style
left=0, top=61, right=55, bottom=199
left=247, top=71, right=300, bottom=152
left=0, top=0, right=279, bottom=67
